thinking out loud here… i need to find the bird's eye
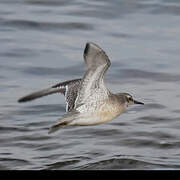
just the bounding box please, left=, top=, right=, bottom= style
left=129, top=97, right=133, bottom=101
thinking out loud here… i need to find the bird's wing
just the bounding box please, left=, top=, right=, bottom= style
left=62, top=79, right=81, bottom=112
left=18, top=79, right=81, bottom=112
left=18, top=87, right=63, bottom=103
left=75, top=42, right=111, bottom=107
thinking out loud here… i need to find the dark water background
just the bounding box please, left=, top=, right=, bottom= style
left=1, top=0, right=180, bottom=170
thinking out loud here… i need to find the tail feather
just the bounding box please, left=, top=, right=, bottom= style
left=48, top=111, right=79, bottom=134
left=18, top=87, right=64, bottom=103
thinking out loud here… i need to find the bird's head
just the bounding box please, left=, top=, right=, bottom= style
left=118, top=93, right=144, bottom=106
left=124, top=93, right=144, bottom=106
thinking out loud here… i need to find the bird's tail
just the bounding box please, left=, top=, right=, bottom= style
left=48, top=111, right=79, bottom=134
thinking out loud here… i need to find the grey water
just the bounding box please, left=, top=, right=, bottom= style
left=1, top=0, right=180, bottom=170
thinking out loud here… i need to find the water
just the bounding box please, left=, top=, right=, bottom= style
left=1, top=0, right=180, bottom=170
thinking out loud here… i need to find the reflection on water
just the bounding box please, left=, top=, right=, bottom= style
left=1, top=0, right=180, bottom=170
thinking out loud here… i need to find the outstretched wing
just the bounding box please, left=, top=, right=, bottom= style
left=18, top=79, right=81, bottom=112
left=18, top=87, right=63, bottom=103
left=75, top=42, right=111, bottom=107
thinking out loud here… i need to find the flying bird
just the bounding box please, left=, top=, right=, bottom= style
left=18, top=42, right=144, bottom=133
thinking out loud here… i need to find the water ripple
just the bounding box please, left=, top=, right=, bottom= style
left=0, top=158, right=32, bottom=170
left=78, top=157, right=172, bottom=169
left=1, top=0, right=180, bottom=170
left=1, top=19, right=94, bottom=31
left=120, top=69, right=180, bottom=82
left=21, top=64, right=84, bottom=77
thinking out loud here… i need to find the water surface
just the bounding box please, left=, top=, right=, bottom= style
left=1, top=0, right=180, bottom=170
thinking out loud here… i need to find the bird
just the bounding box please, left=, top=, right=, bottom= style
left=18, top=42, right=144, bottom=134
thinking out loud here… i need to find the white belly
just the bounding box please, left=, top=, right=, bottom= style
left=69, top=103, right=126, bottom=126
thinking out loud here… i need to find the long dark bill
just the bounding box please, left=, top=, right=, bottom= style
left=134, top=100, right=144, bottom=105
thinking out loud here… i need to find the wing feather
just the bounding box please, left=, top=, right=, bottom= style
left=75, top=42, right=111, bottom=107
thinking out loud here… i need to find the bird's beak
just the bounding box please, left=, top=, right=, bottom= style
left=134, top=100, right=144, bottom=105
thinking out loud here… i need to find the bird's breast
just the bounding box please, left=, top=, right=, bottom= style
left=71, top=101, right=126, bottom=126
left=96, top=102, right=126, bottom=123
